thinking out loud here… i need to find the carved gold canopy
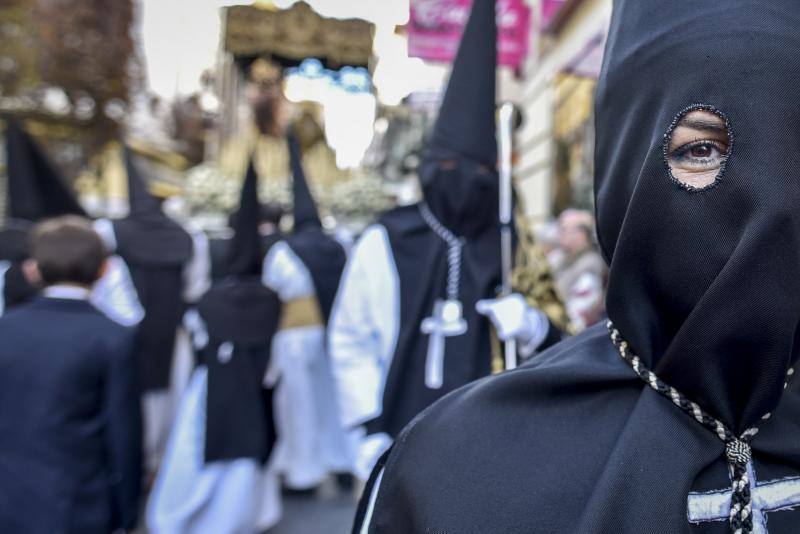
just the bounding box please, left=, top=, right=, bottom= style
left=224, top=2, right=374, bottom=69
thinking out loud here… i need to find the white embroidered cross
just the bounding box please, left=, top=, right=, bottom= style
left=688, top=462, right=800, bottom=534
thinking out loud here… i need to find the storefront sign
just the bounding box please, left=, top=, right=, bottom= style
left=541, top=0, right=567, bottom=29
left=408, top=0, right=531, bottom=70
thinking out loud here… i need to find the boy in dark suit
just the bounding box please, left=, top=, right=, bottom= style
left=0, top=215, right=142, bottom=533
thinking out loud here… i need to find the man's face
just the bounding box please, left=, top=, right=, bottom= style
left=558, top=213, right=590, bottom=255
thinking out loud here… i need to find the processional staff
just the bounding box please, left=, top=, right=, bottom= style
left=497, top=101, right=517, bottom=370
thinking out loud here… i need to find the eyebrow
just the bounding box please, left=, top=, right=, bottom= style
left=677, top=118, right=727, bottom=133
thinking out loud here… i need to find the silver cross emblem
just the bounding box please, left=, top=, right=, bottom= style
left=688, top=462, right=800, bottom=533
left=420, top=299, right=467, bottom=389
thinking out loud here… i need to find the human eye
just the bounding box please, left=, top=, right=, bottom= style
left=668, top=139, right=728, bottom=171
left=665, top=108, right=731, bottom=190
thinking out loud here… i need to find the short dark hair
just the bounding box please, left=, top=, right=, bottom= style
left=31, top=216, right=108, bottom=287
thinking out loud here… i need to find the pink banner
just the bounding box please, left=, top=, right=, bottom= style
left=541, top=0, right=567, bottom=29
left=408, top=0, right=532, bottom=70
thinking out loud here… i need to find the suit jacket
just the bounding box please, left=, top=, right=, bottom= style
left=0, top=296, right=142, bottom=534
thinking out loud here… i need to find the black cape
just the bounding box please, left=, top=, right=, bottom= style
left=197, top=279, right=281, bottom=464
left=113, top=149, right=193, bottom=391
left=113, top=233, right=192, bottom=391
left=357, top=324, right=800, bottom=533
left=200, top=157, right=282, bottom=463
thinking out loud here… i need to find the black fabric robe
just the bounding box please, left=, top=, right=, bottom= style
left=113, top=150, right=194, bottom=391
left=357, top=323, right=800, bottom=533
left=113, top=217, right=193, bottom=391
left=197, top=278, right=282, bottom=464
left=363, top=204, right=502, bottom=439
left=199, top=158, right=283, bottom=464
left=358, top=1, right=800, bottom=532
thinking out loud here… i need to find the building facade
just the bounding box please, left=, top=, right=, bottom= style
left=515, top=0, right=612, bottom=222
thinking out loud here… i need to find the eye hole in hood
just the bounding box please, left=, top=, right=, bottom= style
left=664, top=106, right=732, bottom=192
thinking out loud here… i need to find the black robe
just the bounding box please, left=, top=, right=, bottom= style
left=360, top=1, right=800, bottom=532
left=113, top=217, right=193, bottom=391
left=357, top=323, right=800, bottom=533
left=363, top=204, right=503, bottom=439
left=197, top=277, right=282, bottom=464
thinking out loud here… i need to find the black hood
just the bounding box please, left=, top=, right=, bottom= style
left=0, top=220, right=32, bottom=262
left=5, top=117, right=86, bottom=222
left=114, top=148, right=192, bottom=267
left=420, top=0, right=499, bottom=238
left=595, top=0, right=800, bottom=433
left=285, top=132, right=346, bottom=323
left=288, top=132, right=322, bottom=232
left=428, top=0, right=497, bottom=168
left=125, top=146, right=163, bottom=216
left=226, top=159, right=263, bottom=277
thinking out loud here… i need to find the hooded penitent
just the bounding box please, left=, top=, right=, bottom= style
left=5, top=118, right=86, bottom=223
left=197, top=157, right=281, bottom=464
left=365, top=0, right=502, bottom=439
left=112, top=149, right=193, bottom=391
left=356, top=2, right=800, bottom=533
left=419, top=0, right=498, bottom=239
left=596, top=0, right=800, bottom=437
left=225, top=160, right=264, bottom=277
left=284, top=132, right=345, bottom=322
left=2, top=118, right=86, bottom=308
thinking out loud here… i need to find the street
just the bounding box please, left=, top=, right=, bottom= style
left=269, top=490, right=358, bottom=534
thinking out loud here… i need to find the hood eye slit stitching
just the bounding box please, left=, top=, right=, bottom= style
left=662, top=103, right=734, bottom=193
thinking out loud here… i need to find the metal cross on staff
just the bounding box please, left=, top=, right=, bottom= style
left=420, top=299, right=467, bottom=389
left=688, top=462, right=800, bottom=533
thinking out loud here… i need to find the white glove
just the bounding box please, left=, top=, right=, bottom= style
left=476, top=294, right=550, bottom=353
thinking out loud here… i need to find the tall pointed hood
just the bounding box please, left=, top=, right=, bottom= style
left=284, top=131, right=345, bottom=323
left=226, top=159, right=263, bottom=276
left=429, top=0, right=497, bottom=168
left=5, top=117, right=86, bottom=221
left=418, top=0, right=499, bottom=238
left=287, top=132, right=322, bottom=232
left=124, top=146, right=164, bottom=216
left=113, top=146, right=193, bottom=267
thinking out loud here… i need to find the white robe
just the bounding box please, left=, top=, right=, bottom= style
left=92, top=255, right=145, bottom=326
left=327, top=224, right=400, bottom=480
left=94, top=218, right=211, bottom=473
left=262, top=241, right=354, bottom=488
